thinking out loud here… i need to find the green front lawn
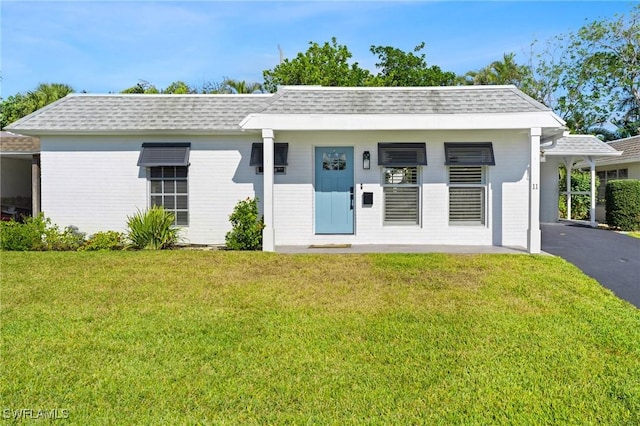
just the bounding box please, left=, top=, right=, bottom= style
left=2, top=251, right=639, bottom=424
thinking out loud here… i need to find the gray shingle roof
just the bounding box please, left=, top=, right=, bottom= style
left=6, top=94, right=272, bottom=134
left=544, top=135, right=622, bottom=157
left=261, top=85, right=550, bottom=114
left=6, top=85, right=551, bottom=134
left=595, top=135, right=640, bottom=165
left=0, top=131, right=40, bottom=152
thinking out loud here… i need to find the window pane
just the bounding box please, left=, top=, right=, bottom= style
left=607, top=170, right=618, bottom=180
left=163, top=180, right=175, bottom=194
left=150, top=180, right=162, bottom=193
left=176, top=195, right=188, bottom=210
left=163, top=196, right=175, bottom=209
left=163, top=166, right=176, bottom=178
left=150, top=167, right=162, bottom=179
left=323, top=153, right=346, bottom=170
left=175, top=211, right=188, bottom=226
left=176, top=180, right=188, bottom=193
left=619, top=169, right=628, bottom=179
left=384, top=167, right=417, bottom=185
left=175, top=166, right=188, bottom=178
left=151, top=196, right=163, bottom=207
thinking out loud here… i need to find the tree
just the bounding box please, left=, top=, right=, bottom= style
left=262, top=37, right=372, bottom=92
left=1, top=83, right=74, bottom=129
left=369, top=42, right=456, bottom=86
left=531, top=5, right=639, bottom=135
left=120, top=80, right=159, bottom=94
left=162, top=81, right=196, bottom=94
left=221, top=78, right=264, bottom=94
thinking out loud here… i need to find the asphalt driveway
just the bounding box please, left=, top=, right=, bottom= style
left=541, top=222, right=640, bottom=308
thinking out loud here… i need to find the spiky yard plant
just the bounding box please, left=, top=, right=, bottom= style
left=126, top=206, right=181, bottom=250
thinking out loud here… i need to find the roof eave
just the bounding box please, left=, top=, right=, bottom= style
left=6, top=128, right=259, bottom=137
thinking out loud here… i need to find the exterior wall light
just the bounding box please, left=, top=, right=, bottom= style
left=363, top=151, right=371, bottom=169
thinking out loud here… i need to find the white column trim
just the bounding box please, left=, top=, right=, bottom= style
left=563, top=157, right=573, bottom=220
left=528, top=127, right=542, bottom=254
left=262, top=129, right=275, bottom=252
left=588, top=156, right=597, bottom=227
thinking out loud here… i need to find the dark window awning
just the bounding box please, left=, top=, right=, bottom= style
left=444, top=143, right=495, bottom=166
left=378, top=143, right=427, bottom=166
left=137, top=143, right=190, bottom=167
left=250, top=143, right=289, bottom=167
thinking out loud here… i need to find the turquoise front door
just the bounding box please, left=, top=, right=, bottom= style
left=315, top=147, right=354, bottom=234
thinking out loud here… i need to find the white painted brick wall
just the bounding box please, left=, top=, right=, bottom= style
left=41, top=129, right=532, bottom=248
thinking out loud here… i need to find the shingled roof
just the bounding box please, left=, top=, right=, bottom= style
left=5, top=94, right=272, bottom=134
left=261, top=85, right=551, bottom=115
left=6, top=85, right=553, bottom=135
left=543, top=135, right=622, bottom=158
left=594, top=135, right=640, bottom=165
left=0, top=131, right=40, bottom=153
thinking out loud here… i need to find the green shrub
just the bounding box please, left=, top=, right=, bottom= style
left=558, top=168, right=598, bottom=220
left=605, top=179, right=640, bottom=231
left=0, top=214, right=86, bottom=251
left=0, top=215, right=47, bottom=251
left=225, top=197, right=264, bottom=250
left=126, top=206, right=180, bottom=250
left=80, top=231, right=125, bottom=251
left=43, top=224, right=86, bottom=251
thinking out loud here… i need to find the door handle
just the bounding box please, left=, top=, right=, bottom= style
left=350, top=186, right=354, bottom=210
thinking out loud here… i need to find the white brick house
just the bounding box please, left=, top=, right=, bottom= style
left=6, top=85, right=621, bottom=253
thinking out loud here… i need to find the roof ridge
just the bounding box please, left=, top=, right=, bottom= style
left=276, top=84, right=521, bottom=91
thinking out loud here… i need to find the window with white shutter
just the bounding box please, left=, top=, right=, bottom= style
left=383, top=167, right=420, bottom=225
left=445, top=143, right=494, bottom=226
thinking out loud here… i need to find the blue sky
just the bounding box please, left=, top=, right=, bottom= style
left=1, top=1, right=635, bottom=96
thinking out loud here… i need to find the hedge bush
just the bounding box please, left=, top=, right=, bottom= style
left=605, top=179, right=640, bottom=231
left=80, top=231, right=126, bottom=251
left=225, top=197, right=264, bottom=250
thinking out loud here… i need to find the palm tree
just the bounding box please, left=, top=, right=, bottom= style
left=222, top=78, right=264, bottom=94
left=26, top=83, right=74, bottom=110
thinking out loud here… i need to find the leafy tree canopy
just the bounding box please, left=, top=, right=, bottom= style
left=531, top=4, right=639, bottom=136
left=369, top=42, right=456, bottom=87
left=263, top=37, right=372, bottom=93
left=1, top=83, right=74, bottom=129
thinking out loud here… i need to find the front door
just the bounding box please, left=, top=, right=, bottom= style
left=315, top=147, right=354, bottom=234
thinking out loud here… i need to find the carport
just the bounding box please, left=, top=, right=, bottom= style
left=0, top=131, right=41, bottom=218
left=540, top=135, right=622, bottom=227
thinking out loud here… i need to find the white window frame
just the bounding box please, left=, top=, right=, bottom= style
left=596, top=168, right=628, bottom=205
left=149, top=165, right=189, bottom=226
left=448, top=165, right=488, bottom=226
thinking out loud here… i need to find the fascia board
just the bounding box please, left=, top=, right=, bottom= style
left=7, top=129, right=258, bottom=137
left=240, top=112, right=565, bottom=131
left=544, top=151, right=622, bottom=157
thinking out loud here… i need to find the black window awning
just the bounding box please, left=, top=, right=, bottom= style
left=378, top=143, right=427, bottom=166
left=444, top=143, right=495, bottom=166
left=137, top=143, right=190, bottom=167
left=250, top=143, right=289, bottom=167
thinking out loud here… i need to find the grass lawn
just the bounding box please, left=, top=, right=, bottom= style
left=2, top=251, right=639, bottom=424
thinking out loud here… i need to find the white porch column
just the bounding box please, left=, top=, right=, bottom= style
left=31, top=154, right=41, bottom=216
left=262, top=129, right=275, bottom=252
left=564, top=157, right=573, bottom=220
left=528, top=127, right=542, bottom=254
left=588, top=156, right=597, bottom=227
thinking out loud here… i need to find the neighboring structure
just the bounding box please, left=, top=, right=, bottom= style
left=0, top=131, right=41, bottom=217
left=5, top=85, right=621, bottom=253
left=539, top=135, right=622, bottom=226
left=577, top=135, right=640, bottom=222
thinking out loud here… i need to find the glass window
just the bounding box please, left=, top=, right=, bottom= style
left=448, top=166, right=486, bottom=225
left=149, top=166, right=188, bottom=226
left=382, top=167, right=419, bottom=225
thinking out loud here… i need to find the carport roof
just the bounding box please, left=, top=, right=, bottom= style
left=0, top=131, right=40, bottom=153
left=541, top=135, right=622, bottom=158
